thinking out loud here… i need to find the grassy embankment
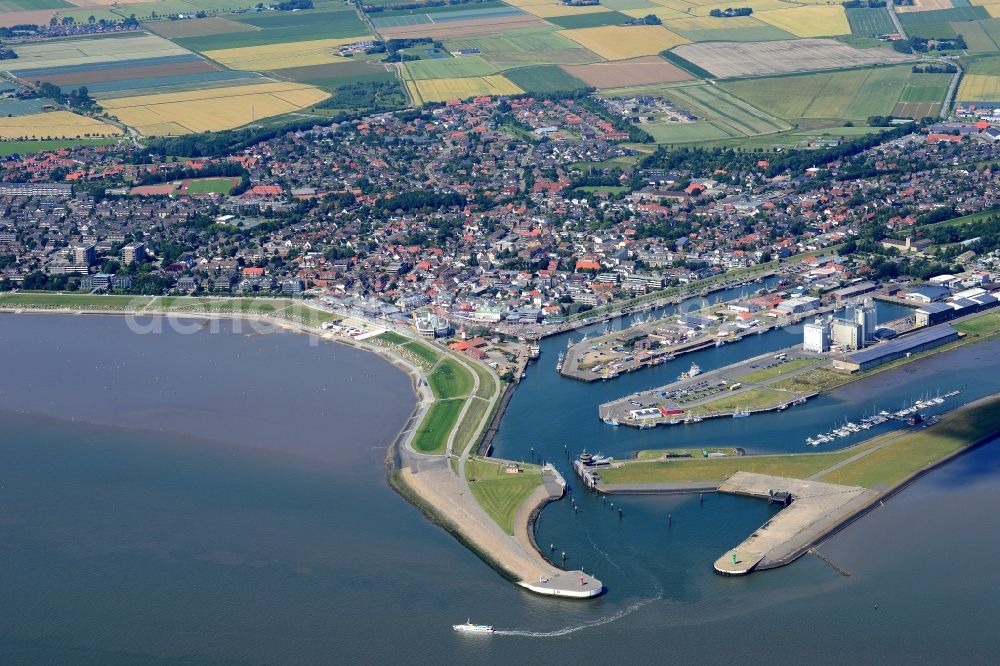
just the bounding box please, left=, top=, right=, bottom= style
left=0, top=292, right=343, bottom=324
left=684, top=386, right=795, bottom=417
left=603, top=394, right=1000, bottom=489
left=465, top=457, right=543, bottom=535
left=636, top=447, right=740, bottom=461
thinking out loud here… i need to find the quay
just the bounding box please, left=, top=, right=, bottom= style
left=712, top=472, right=876, bottom=575
left=598, top=344, right=824, bottom=427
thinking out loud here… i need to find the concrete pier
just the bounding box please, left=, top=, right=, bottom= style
left=712, top=472, right=877, bottom=575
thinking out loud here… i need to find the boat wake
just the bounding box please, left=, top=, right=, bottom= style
left=493, top=596, right=658, bottom=638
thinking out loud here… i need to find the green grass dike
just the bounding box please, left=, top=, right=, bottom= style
left=820, top=396, right=1000, bottom=489
left=465, top=457, right=543, bottom=535
left=602, top=394, right=1000, bottom=490
left=428, top=357, right=474, bottom=400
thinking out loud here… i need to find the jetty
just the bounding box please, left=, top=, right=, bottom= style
left=579, top=392, right=1000, bottom=576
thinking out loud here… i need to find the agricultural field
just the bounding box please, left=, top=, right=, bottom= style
left=0, top=110, right=122, bottom=139
left=558, top=25, right=689, bottom=60
left=895, top=0, right=955, bottom=12
left=0, top=33, right=190, bottom=71
left=510, top=0, right=614, bottom=18
left=754, top=5, right=850, bottom=38
left=503, top=64, right=589, bottom=92
left=98, top=81, right=329, bottom=135
left=172, top=7, right=370, bottom=51
left=403, top=55, right=499, bottom=81
left=376, top=8, right=547, bottom=39
left=203, top=37, right=371, bottom=71
left=143, top=16, right=257, bottom=39
left=271, top=61, right=396, bottom=88
left=958, top=73, right=1000, bottom=101
left=671, top=38, right=910, bottom=78
left=845, top=7, right=897, bottom=37
left=444, top=28, right=601, bottom=67
left=407, top=75, right=523, bottom=103
left=664, top=14, right=795, bottom=41
left=562, top=55, right=691, bottom=87
left=545, top=10, right=632, bottom=28
left=721, top=66, right=948, bottom=123
left=953, top=19, right=1000, bottom=51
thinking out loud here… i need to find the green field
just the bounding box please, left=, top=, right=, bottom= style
left=428, top=357, right=474, bottom=400
left=401, top=340, right=441, bottom=366
left=466, top=457, right=542, bottom=534
left=546, top=11, right=632, bottom=29
left=822, top=396, right=1000, bottom=488
left=668, top=82, right=791, bottom=136
left=175, top=8, right=369, bottom=51
left=845, top=7, right=896, bottom=37
left=272, top=61, right=396, bottom=88
left=953, top=19, right=1000, bottom=53
left=412, top=398, right=464, bottom=454
left=772, top=367, right=851, bottom=393
left=954, top=310, right=1000, bottom=337
left=672, top=25, right=795, bottom=43
left=374, top=330, right=410, bottom=345
left=404, top=55, right=499, bottom=80
left=0, top=138, right=118, bottom=156
left=444, top=29, right=598, bottom=66
left=469, top=360, right=497, bottom=399
left=905, top=22, right=958, bottom=39
left=685, top=386, right=794, bottom=417
left=739, top=358, right=821, bottom=384
left=184, top=177, right=237, bottom=194
left=721, top=67, right=929, bottom=123
left=9, top=0, right=71, bottom=9
left=0, top=292, right=153, bottom=309
left=504, top=65, right=590, bottom=93
left=898, top=5, right=988, bottom=25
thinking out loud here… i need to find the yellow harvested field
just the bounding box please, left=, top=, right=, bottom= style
left=408, top=75, right=523, bottom=104
left=973, top=0, right=1000, bottom=17
left=648, top=0, right=701, bottom=9
left=98, top=81, right=329, bottom=135
left=558, top=25, right=690, bottom=60
left=0, top=111, right=122, bottom=139
left=1, top=34, right=189, bottom=72
left=521, top=3, right=612, bottom=16
left=958, top=74, right=1000, bottom=102
left=896, top=0, right=953, bottom=11
left=204, top=36, right=371, bottom=71
left=663, top=15, right=763, bottom=30
left=755, top=6, right=850, bottom=37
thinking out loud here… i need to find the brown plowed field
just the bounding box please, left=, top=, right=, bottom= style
left=145, top=17, right=258, bottom=39
left=378, top=14, right=548, bottom=39
left=37, top=59, right=220, bottom=87
left=562, top=55, right=691, bottom=88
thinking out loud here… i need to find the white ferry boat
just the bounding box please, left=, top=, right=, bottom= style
left=453, top=620, right=494, bottom=634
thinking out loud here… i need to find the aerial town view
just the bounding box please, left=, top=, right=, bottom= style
left=1, top=0, right=1000, bottom=661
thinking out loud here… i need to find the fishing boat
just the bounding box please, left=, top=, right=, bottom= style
left=453, top=620, right=494, bottom=635
left=556, top=352, right=564, bottom=372
left=732, top=407, right=750, bottom=418
left=602, top=417, right=620, bottom=426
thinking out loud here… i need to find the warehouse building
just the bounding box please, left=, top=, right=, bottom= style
left=832, top=325, right=960, bottom=373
